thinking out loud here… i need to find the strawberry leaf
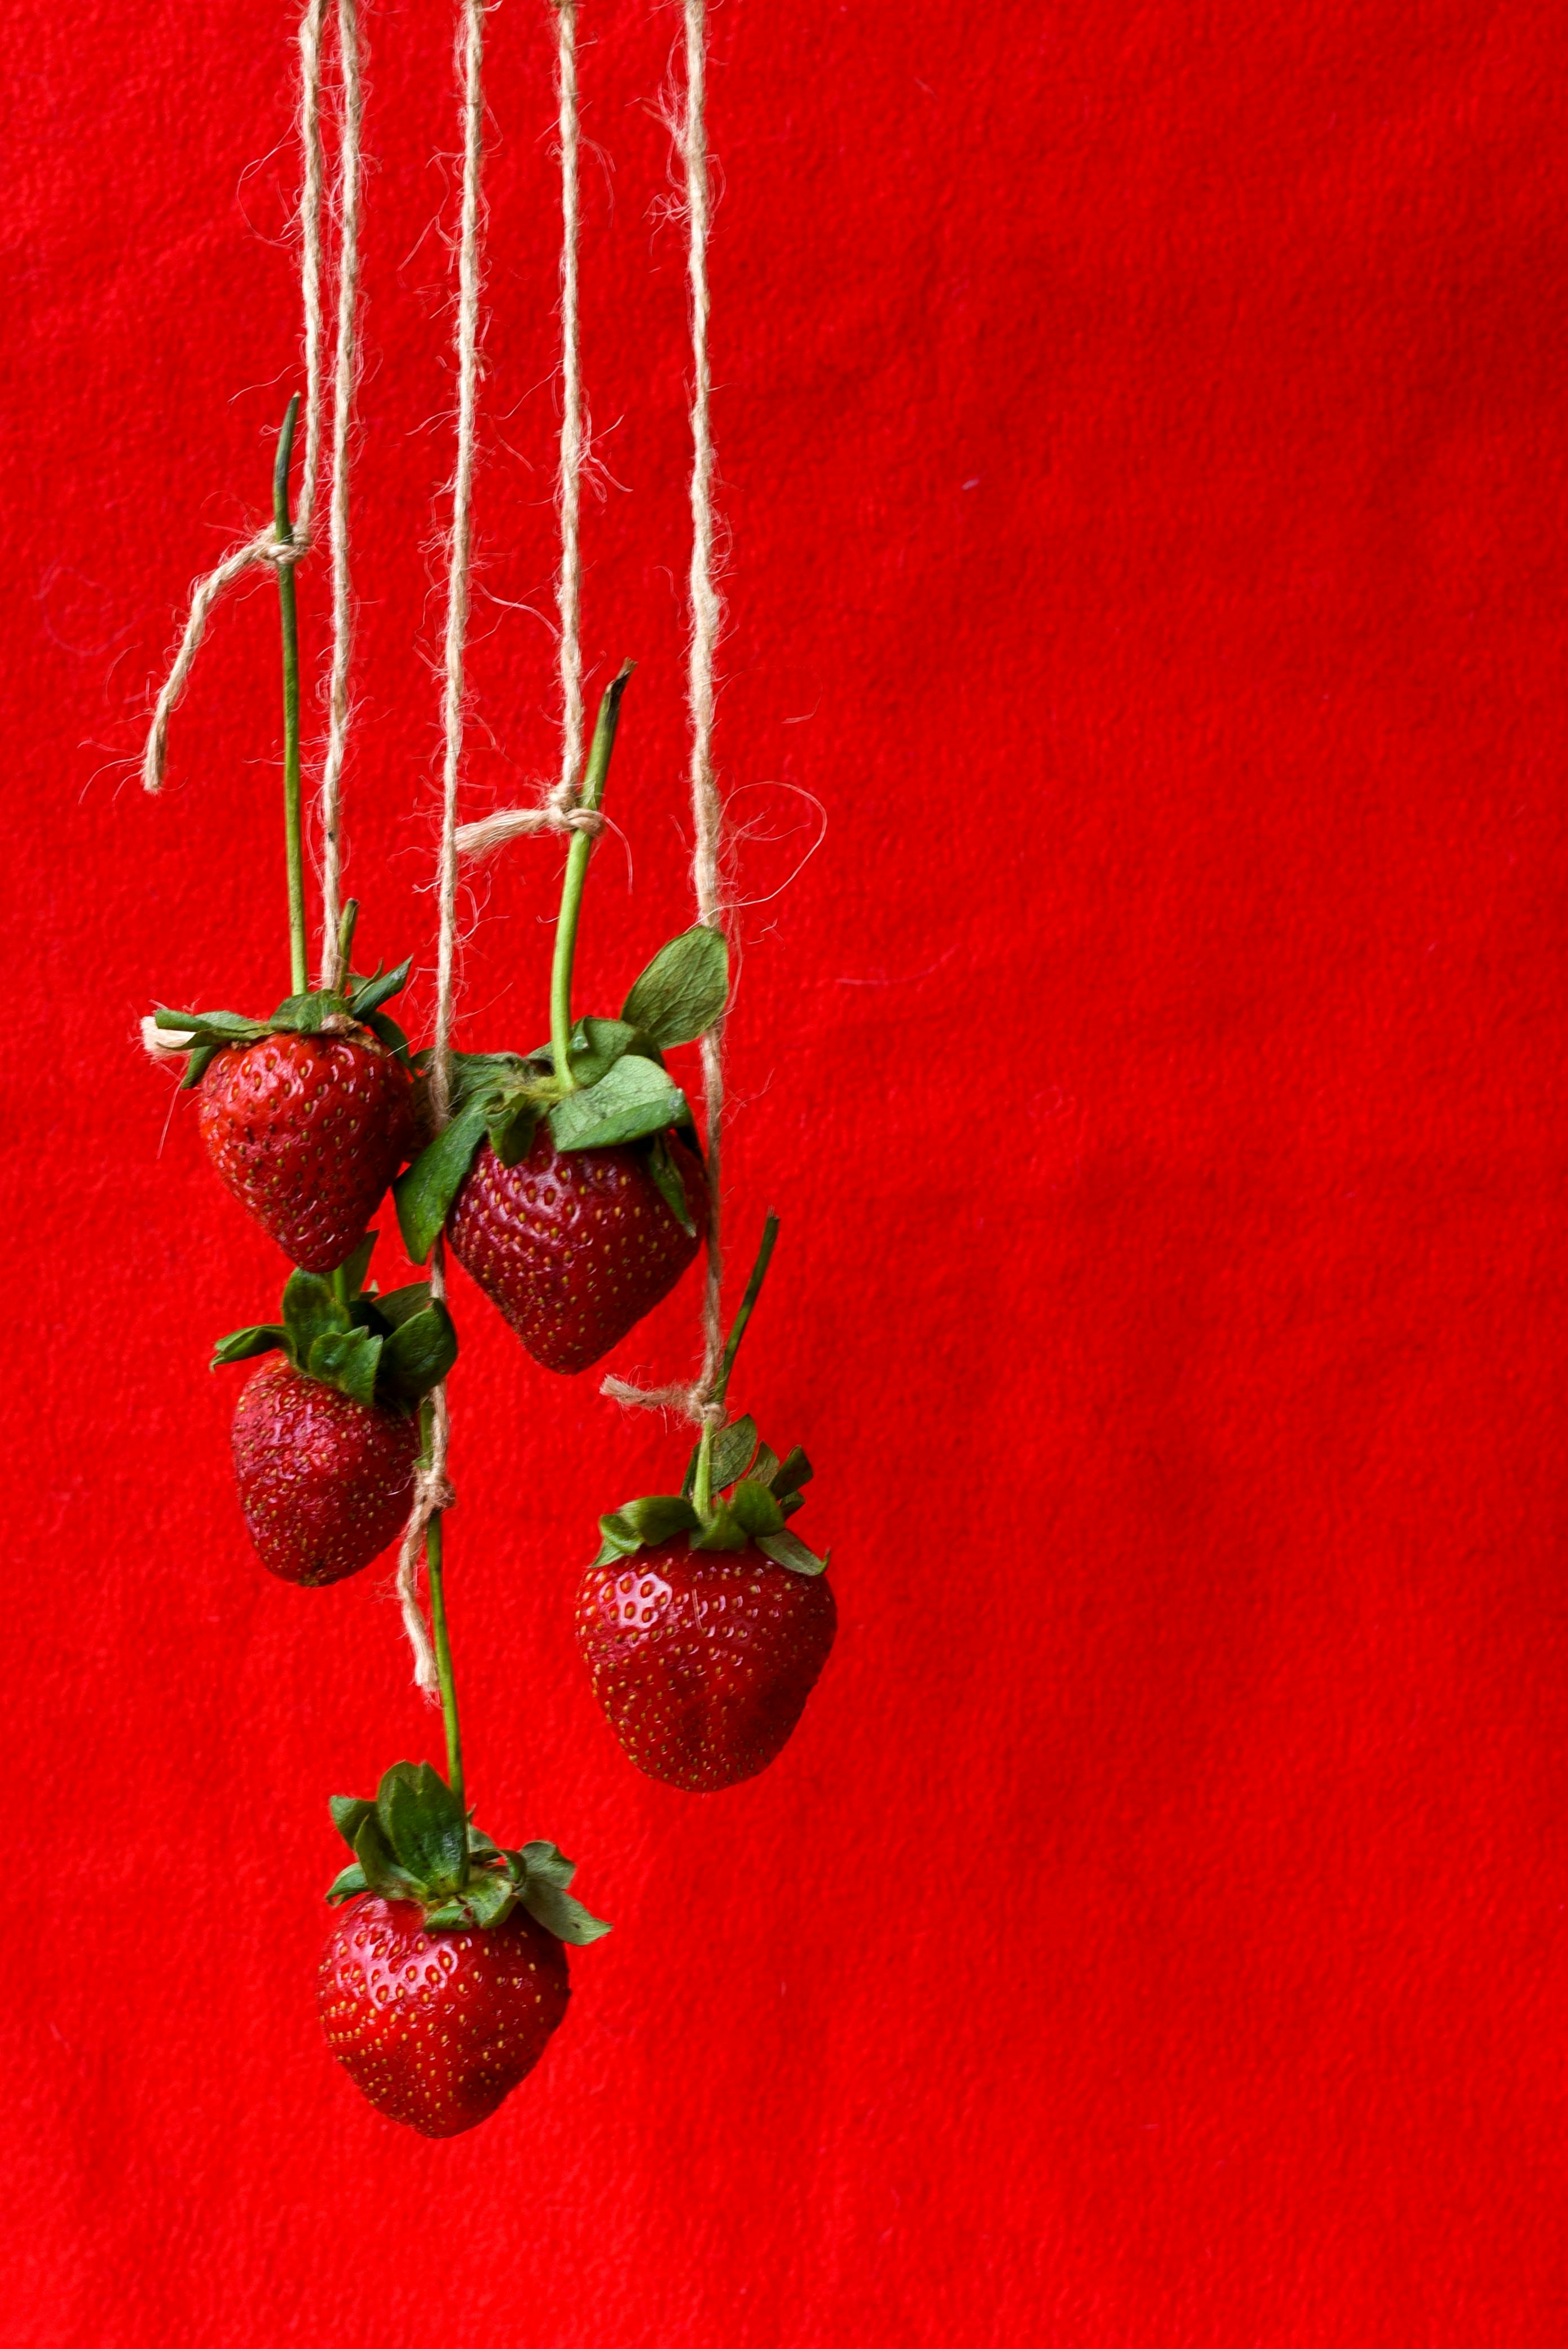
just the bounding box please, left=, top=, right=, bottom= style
left=183, top=1043, right=221, bottom=1089
left=346, top=958, right=412, bottom=1019
left=487, top=1094, right=540, bottom=1169
left=283, top=1268, right=352, bottom=1360
left=645, top=1131, right=696, bottom=1235
left=620, top=923, right=729, bottom=1048
left=378, top=1762, right=468, bottom=1894
left=594, top=1493, right=701, bottom=1563
left=728, top=1478, right=786, bottom=1538
left=756, top=1528, right=829, bottom=1578
left=359, top=1008, right=414, bottom=1066
left=210, top=1323, right=289, bottom=1369
left=563, top=1016, right=638, bottom=1088
left=153, top=1005, right=265, bottom=1042
left=750, top=1441, right=781, bottom=1487
left=424, top=1870, right=517, bottom=1932
left=448, top=1050, right=535, bottom=1108
left=515, top=1845, right=612, bottom=1945
left=394, top=1097, right=492, bottom=1263
left=325, top=1862, right=369, bottom=1905
left=270, top=990, right=341, bottom=1031
left=353, top=1812, right=421, bottom=1902
left=549, top=1054, right=689, bottom=1152
left=309, top=1326, right=382, bottom=1411
left=690, top=1499, right=748, bottom=1553
left=330, top=1795, right=377, bottom=1850
left=681, top=1414, right=757, bottom=1499
left=769, top=1445, right=814, bottom=1497
left=373, top=1283, right=437, bottom=1330
left=378, top=1302, right=457, bottom=1404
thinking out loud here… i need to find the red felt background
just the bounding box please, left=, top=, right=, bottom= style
left=7, top=0, right=1568, bottom=2339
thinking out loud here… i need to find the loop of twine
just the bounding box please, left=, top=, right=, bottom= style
left=395, top=0, right=485, bottom=1697
left=143, top=0, right=360, bottom=1007
left=602, top=0, right=728, bottom=1430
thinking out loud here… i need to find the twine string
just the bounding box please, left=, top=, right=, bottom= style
left=142, top=0, right=336, bottom=797
left=395, top=0, right=486, bottom=1695
left=317, top=0, right=364, bottom=989
left=451, top=0, right=594, bottom=865
left=602, top=0, right=727, bottom=1429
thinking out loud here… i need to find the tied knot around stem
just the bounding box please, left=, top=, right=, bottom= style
left=415, top=1462, right=457, bottom=1517
left=453, top=797, right=606, bottom=862
left=598, top=1376, right=725, bottom=1431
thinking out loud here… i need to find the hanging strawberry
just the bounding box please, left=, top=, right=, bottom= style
left=393, top=668, right=729, bottom=1373
left=146, top=406, right=420, bottom=1274
left=574, top=1215, right=837, bottom=1791
left=155, top=928, right=421, bottom=1275
left=319, top=1761, right=609, bottom=2136
left=212, top=1233, right=456, bottom=1586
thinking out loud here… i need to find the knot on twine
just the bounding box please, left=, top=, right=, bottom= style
left=601, top=1376, right=723, bottom=1431
left=453, top=798, right=606, bottom=862
left=394, top=1457, right=456, bottom=1696
left=260, top=531, right=312, bottom=567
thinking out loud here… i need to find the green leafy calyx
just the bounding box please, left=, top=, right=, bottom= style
left=153, top=957, right=416, bottom=1088
left=324, top=1762, right=612, bottom=1942
left=592, top=1416, right=828, bottom=1578
left=391, top=924, right=728, bottom=1263
left=210, top=1231, right=455, bottom=1414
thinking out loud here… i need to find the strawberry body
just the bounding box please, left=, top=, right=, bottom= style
left=232, top=1356, right=415, bottom=1586
left=319, top=1894, right=570, bottom=2137
left=199, top=1031, right=416, bottom=1273
left=576, top=1537, right=836, bottom=1791
left=447, top=1127, right=707, bottom=1374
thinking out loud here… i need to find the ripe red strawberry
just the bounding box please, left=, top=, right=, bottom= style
left=447, top=1126, right=707, bottom=1375
left=199, top=1028, right=417, bottom=1274
left=577, top=1533, right=836, bottom=1792
left=215, top=1244, right=456, bottom=1587
left=320, top=1762, right=610, bottom=2137
left=320, top=1896, right=569, bottom=2138
left=232, top=1356, right=415, bottom=1586
left=576, top=1230, right=836, bottom=1793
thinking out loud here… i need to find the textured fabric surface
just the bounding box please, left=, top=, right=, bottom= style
left=7, top=1, right=1568, bottom=2341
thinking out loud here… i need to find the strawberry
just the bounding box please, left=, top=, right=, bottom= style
left=232, top=1357, right=414, bottom=1586
left=213, top=1237, right=457, bottom=1586
left=199, top=1029, right=417, bottom=1274
left=446, top=1125, right=707, bottom=1374
left=577, top=1524, right=836, bottom=1792
left=151, top=946, right=419, bottom=1274
left=394, top=671, right=732, bottom=1372
left=574, top=1213, right=836, bottom=1790
left=320, top=1762, right=609, bottom=2136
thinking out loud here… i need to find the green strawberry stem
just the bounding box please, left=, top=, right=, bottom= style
left=419, top=1394, right=465, bottom=1814
left=692, top=1211, right=781, bottom=1517
left=549, top=662, right=634, bottom=1092
left=336, top=897, right=359, bottom=980
left=273, top=395, right=309, bottom=999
